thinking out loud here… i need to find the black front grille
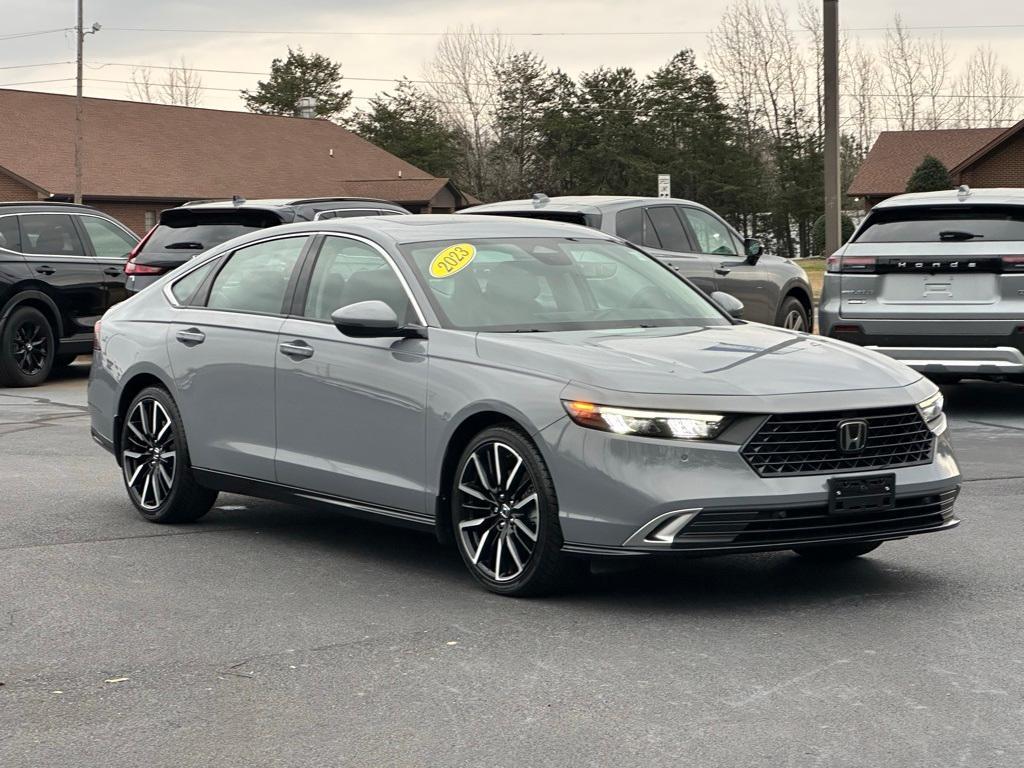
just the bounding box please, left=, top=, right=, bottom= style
left=741, top=406, right=934, bottom=477
left=676, top=488, right=958, bottom=547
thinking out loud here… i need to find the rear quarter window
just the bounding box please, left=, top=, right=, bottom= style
left=855, top=205, right=1024, bottom=243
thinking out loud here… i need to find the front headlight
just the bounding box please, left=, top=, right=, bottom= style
left=563, top=401, right=726, bottom=440
left=917, top=391, right=944, bottom=423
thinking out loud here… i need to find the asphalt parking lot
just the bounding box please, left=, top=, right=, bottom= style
left=2, top=362, right=1023, bottom=767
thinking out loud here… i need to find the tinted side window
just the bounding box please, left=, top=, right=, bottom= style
left=303, top=236, right=412, bottom=323
left=170, top=259, right=217, bottom=305
left=681, top=208, right=738, bottom=256
left=646, top=207, right=691, bottom=252
left=317, top=209, right=381, bottom=220
left=81, top=216, right=136, bottom=259
left=616, top=208, right=643, bottom=245
left=20, top=214, right=86, bottom=256
left=206, top=237, right=307, bottom=315
left=0, top=216, right=21, bottom=252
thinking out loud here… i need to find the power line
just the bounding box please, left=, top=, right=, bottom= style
left=0, top=77, right=77, bottom=88
left=0, top=27, right=74, bottom=41
left=0, top=60, right=74, bottom=70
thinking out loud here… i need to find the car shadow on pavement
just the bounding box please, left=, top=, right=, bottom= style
left=940, top=379, right=1024, bottom=420
left=194, top=496, right=953, bottom=610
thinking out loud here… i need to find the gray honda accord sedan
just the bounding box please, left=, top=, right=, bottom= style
left=88, top=215, right=961, bottom=595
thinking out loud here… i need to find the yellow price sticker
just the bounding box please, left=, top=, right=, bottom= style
left=429, top=243, right=476, bottom=278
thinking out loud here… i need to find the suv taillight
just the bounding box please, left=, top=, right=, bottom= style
left=1001, top=255, right=1024, bottom=271
left=93, top=320, right=101, bottom=351
left=124, top=226, right=165, bottom=275
left=826, top=254, right=876, bottom=273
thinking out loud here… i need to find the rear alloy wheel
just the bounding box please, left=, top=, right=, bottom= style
left=777, top=296, right=810, bottom=332
left=121, top=386, right=217, bottom=523
left=452, top=426, right=574, bottom=596
left=0, top=306, right=55, bottom=387
left=793, top=542, right=882, bottom=561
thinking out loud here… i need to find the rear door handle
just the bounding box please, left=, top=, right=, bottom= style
left=715, top=268, right=731, bottom=276
left=175, top=328, right=206, bottom=346
left=103, top=266, right=122, bottom=276
left=279, top=340, right=314, bottom=360
left=35, top=265, right=56, bottom=275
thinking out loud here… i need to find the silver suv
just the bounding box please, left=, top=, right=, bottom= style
left=820, top=187, right=1024, bottom=382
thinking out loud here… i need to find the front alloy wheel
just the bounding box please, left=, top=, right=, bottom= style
left=452, top=426, right=575, bottom=596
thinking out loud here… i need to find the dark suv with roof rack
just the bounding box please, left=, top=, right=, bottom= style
left=125, top=197, right=410, bottom=293
left=0, top=202, right=138, bottom=387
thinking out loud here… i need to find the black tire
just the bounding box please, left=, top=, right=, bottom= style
left=450, top=425, right=577, bottom=597
left=0, top=306, right=55, bottom=387
left=792, top=541, right=882, bottom=561
left=776, top=295, right=810, bottom=332
left=120, top=386, right=217, bottom=523
left=51, top=353, right=79, bottom=371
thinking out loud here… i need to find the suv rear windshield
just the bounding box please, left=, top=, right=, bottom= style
left=138, top=209, right=285, bottom=261
left=474, top=210, right=597, bottom=228
left=855, top=205, right=1024, bottom=243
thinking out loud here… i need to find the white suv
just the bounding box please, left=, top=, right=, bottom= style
left=820, top=187, right=1024, bottom=382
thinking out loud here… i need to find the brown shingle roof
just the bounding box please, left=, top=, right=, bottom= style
left=847, top=125, right=1010, bottom=197
left=0, top=89, right=453, bottom=204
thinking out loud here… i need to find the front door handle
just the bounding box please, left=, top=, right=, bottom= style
left=175, top=328, right=206, bottom=346
left=35, top=265, right=56, bottom=275
left=103, top=266, right=122, bottom=276
left=279, top=340, right=314, bottom=360
left=715, top=268, right=731, bottom=276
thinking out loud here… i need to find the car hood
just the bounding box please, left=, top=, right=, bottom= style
left=474, top=323, right=920, bottom=396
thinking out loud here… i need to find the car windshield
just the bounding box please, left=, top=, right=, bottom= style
left=854, top=205, right=1024, bottom=243
left=400, top=237, right=729, bottom=332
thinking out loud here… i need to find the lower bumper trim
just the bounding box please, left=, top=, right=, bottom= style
left=866, top=345, right=1024, bottom=374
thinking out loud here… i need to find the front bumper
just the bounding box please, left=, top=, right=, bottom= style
left=540, top=410, right=961, bottom=553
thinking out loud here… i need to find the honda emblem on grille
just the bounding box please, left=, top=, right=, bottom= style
left=838, top=419, right=869, bottom=453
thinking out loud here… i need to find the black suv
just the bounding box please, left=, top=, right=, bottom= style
left=0, top=202, right=138, bottom=387
left=125, top=197, right=410, bottom=293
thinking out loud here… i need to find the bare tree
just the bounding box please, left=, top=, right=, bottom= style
left=842, top=41, right=881, bottom=150
left=126, top=59, right=203, bottom=106
left=955, top=45, right=1022, bottom=127
left=880, top=15, right=925, bottom=130
left=424, top=26, right=510, bottom=197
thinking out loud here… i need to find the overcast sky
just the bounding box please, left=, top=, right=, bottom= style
left=3, top=0, right=1023, bottom=116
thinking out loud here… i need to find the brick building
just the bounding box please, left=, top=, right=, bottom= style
left=0, top=89, right=473, bottom=233
left=848, top=118, right=1024, bottom=210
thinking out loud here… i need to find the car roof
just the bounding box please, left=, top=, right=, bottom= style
left=181, top=197, right=402, bottom=210
left=0, top=201, right=106, bottom=213
left=260, top=213, right=620, bottom=245
left=875, top=188, right=1024, bottom=209
left=463, top=195, right=707, bottom=215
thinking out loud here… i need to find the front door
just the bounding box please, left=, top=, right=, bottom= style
left=275, top=234, right=429, bottom=515
left=164, top=235, right=310, bottom=480
left=678, top=206, right=772, bottom=323
left=632, top=205, right=720, bottom=295
left=18, top=213, right=106, bottom=341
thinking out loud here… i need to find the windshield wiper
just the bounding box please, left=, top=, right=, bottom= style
left=939, top=230, right=983, bottom=241
left=164, top=241, right=205, bottom=250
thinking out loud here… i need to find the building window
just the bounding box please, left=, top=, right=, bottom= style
left=144, top=210, right=157, bottom=229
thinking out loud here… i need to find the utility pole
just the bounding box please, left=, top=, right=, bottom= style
left=74, top=0, right=84, bottom=204
left=823, top=0, right=841, bottom=255
left=73, top=3, right=100, bottom=204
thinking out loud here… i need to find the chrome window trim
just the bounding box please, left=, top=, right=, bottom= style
left=312, top=208, right=409, bottom=221
left=0, top=210, right=138, bottom=258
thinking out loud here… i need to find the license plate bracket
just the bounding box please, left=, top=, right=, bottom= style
left=828, top=473, right=895, bottom=515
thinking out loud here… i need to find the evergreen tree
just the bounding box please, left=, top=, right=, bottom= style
left=906, top=155, right=952, bottom=193
left=351, top=80, right=460, bottom=178
left=242, top=48, right=352, bottom=120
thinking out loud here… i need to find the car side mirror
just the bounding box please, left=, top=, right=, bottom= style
left=331, top=300, right=425, bottom=339
left=744, top=237, right=764, bottom=265
left=711, top=291, right=744, bottom=319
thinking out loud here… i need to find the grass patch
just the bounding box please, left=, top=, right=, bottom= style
left=798, top=258, right=826, bottom=302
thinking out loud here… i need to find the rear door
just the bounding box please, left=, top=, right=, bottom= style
left=77, top=214, right=138, bottom=308
left=18, top=213, right=106, bottom=340
left=838, top=204, right=1024, bottom=320
left=624, top=205, right=719, bottom=295
left=164, top=234, right=311, bottom=480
